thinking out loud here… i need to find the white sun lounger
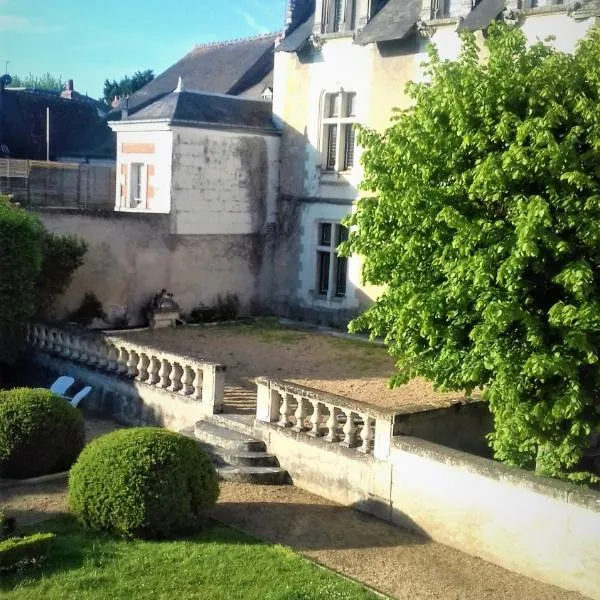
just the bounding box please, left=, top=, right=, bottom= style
left=70, top=386, right=92, bottom=408
left=49, top=376, right=75, bottom=396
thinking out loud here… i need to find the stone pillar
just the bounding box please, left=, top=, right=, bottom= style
left=202, top=364, right=225, bottom=414
left=373, top=415, right=394, bottom=460
left=256, top=379, right=281, bottom=423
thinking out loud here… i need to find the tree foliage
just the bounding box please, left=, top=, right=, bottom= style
left=0, top=197, right=44, bottom=364
left=342, top=23, right=600, bottom=482
left=102, top=69, right=154, bottom=106
left=7, top=73, right=65, bottom=91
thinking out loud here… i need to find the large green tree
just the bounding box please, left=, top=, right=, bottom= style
left=102, top=69, right=154, bottom=106
left=343, top=23, right=600, bottom=482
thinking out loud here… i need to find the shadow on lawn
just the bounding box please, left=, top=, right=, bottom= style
left=212, top=500, right=429, bottom=552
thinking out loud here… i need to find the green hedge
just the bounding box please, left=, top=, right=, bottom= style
left=69, top=427, right=219, bottom=539
left=0, top=198, right=44, bottom=363
left=0, top=388, right=85, bottom=479
left=0, top=533, right=55, bottom=571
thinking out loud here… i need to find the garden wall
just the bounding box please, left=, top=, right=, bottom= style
left=254, top=421, right=600, bottom=599
left=34, top=208, right=274, bottom=325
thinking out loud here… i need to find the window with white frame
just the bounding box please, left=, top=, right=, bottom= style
left=128, top=163, right=146, bottom=208
left=316, top=222, right=349, bottom=299
left=322, top=91, right=356, bottom=173
left=322, top=0, right=356, bottom=33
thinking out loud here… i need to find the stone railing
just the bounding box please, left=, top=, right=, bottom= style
left=28, top=323, right=225, bottom=414
left=255, top=377, right=396, bottom=460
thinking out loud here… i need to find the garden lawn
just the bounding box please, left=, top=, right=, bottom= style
left=0, top=517, right=378, bottom=600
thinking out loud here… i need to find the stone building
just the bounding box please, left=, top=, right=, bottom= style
left=41, top=0, right=599, bottom=325
left=271, top=0, right=599, bottom=326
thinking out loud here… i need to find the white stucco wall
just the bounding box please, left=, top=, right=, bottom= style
left=170, top=126, right=280, bottom=235
left=112, top=125, right=173, bottom=214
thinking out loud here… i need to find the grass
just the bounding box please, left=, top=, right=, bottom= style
left=1, top=517, right=378, bottom=600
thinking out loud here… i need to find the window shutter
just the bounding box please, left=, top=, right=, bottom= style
left=326, top=125, right=337, bottom=170
left=344, top=125, right=356, bottom=169
left=334, top=0, right=344, bottom=31
left=146, top=164, right=155, bottom=208
left=120, top=163, right=128, bottom=204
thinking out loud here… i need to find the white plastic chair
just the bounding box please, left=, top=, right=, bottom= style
left=49, top=376, right=75, bottom=396
left=70, top=386, right=92, bottom=408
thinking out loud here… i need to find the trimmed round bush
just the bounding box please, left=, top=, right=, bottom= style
left=68, top=427, right=219, bottom=539
left=0, top=387, right=85, bottom=479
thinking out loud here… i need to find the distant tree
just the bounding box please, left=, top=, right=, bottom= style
left=102, top=69, right=154, bottom=106
left=7, top=72, right=65, bottom=92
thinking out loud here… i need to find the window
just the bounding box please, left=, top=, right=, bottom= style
left=322, top=0, right=355, bottom=33
left=316, top=222, right=348, bottom=299
left=129, top=163, right=145, bottom=208
left=322, top=91, right=357, bottom=173
left=430, top=0, right=451, bottom=19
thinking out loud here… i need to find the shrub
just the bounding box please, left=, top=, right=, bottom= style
left=188, top=293, right=240, bottom=323
left=0, top=197, right=44, bottom=363
left=343, top=24, right=600, bottom=482
left=35, top=232, right=87, bottom=318
left=0, top=533, right=55, bottom=572
left=67, top=291, right=107, bottom=326
left=0, top=388, right=85, bottom=479
left=68, top=427, right=219, bottom=539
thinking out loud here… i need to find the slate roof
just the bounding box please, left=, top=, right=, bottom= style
left=277, top=14, right=315, bottom=53
left=120, top=87, right=280, bottom=135
left=457, top=0, right=506, bottom=31
left=354, top=0, right=421, bottom=45
left=123, top=34, right=279, bottom=117
left=0, top=87, right=114, bottom=161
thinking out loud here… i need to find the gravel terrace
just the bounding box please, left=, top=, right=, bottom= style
left=119, top=322, right=474, bottom=412
left=0, top=418, right=586, bottom=600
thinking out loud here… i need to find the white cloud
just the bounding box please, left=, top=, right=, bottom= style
left=0, top=14, right=63, bottom=33
left=235, top=8, right=270, bottom=34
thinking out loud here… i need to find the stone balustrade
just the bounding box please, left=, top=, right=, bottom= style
left=255, top=376, right=396, bottom=460
left=28, top=323, right=225, bottom=414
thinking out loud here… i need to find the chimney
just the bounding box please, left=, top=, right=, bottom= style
left=111, top=95, right=121, bottom=109
left=60, top=79, right=75, bottom=99
left=121, top=96, right=129, bottom=120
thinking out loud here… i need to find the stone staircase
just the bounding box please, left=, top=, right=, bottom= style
left=181, top=417, right=289, bottom=485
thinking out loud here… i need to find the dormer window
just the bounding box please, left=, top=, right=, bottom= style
left=430, top=0, right=451, bottom=19
left=322, top=0, right=356, bottom=33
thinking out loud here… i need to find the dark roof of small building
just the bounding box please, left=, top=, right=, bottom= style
left=123, top=33, right=279, bottom=117
left=457, top=0, right=506, bottom=31
left=354, top=0, right=421, bottom=45
left=277, top=13, right=315, bottom=52
left=0, top=87, right=114, bottom=161
left=120, top=86, right=280, bottom=135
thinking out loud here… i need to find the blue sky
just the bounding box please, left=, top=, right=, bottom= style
left=0, top=0, right=286, bottom=99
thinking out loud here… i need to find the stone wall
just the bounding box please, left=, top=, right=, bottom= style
left=36, top=208, right=273, bottom=325
left=254, top=421, right=600, bottom=599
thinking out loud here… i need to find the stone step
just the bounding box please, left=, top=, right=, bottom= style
left=206, top=412, right=255, bottom=437
left=196, top=441, right=279, bottom=468
left=217, top=466, right=290, bottom=485
left=194, top=420, right=266, bottom=452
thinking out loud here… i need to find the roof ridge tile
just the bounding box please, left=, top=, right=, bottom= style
left=192, top=31, right=282, bottom=50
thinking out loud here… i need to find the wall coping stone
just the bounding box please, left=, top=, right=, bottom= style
left=393, top=436, right=600, bottom=512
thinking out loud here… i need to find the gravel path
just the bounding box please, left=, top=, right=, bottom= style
left=120, top=323, right=476, bottom=412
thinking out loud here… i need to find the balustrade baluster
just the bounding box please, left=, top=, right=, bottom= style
left=38, top=327, right=47, bottom=350
left=181, top=366, right=195, bottom=396
left=117, top=347, right=129, bottom=375
left=308, top=400, right=323, bottom=437
left=70, top=335, right=80, bottom=361
left=341, top=408, right=358, bottom=447
left=95, top=341, right=108, bottom=369
left=106, top=344, right=118, bottom=372
left=324, top=406, right=340, bottom=442
left=148, top=356, right=161, bottom=385
left=292, top=395, right=309, bottom=432
left=137, top=354, right=150, bottom=381
left=193, top=367, right=203, bottom=400
left=358, top=414, right=373, bottom=454
left=126, top=350, right=139, bottom=378
left=86, top=339, right=98, bottom=366
left=159, top=359, right=172, bottom=388
left=278, top=392, right=293, bottom=428
left=168, top=362, right=183, bottom=392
